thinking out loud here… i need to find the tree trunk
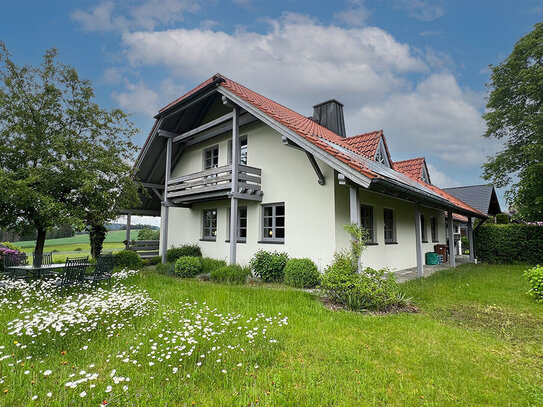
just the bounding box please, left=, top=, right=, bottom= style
left=89, top=223, right=107, bottom=259
left=34, top=227, right=46, bottom=267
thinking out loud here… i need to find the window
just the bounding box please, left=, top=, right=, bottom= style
left=360, top=205, right=375, bottom=243
left=202, top=209, right=217, bottom=240
left=228, top=135, right=247, bottom=165
left=383, top=208, right=395, bottom=243
left=420, top=214, right=427, bottom=242
left=374, top=138, right=391, bottom=168
left=204, top=146, right=219, bottom=170
left=431, top=216, right=438, bottom=242
left=227, top=206, right=247, bottom=242
left=262, top=203, right=285, bottom=242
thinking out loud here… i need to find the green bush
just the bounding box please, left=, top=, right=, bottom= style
left=156, top=262, right=175, bottom=275
left=474, top=224, right=543, bottom=264
left=0, top=241, right=22, bottom=251
left=137, top=228, right=160, bottom=241
left=283, top=258, right=320, bottom=288
left=320, top=254, right=403, bottom=311
left=149, top=255, right=162, bottom=265
left=495, top=213, right=510, bottom=224
left=249, top=250, right=289, bottom=282
left=210, top=265, right=251, bottom=284
left=200, top=257, right=227, bottom=274
left=114, top=250, right=143, bottom=269
left=524, top=265, right=543, bottom=303
left=175, top=256, right=202, bottom=278
left=167, top=245, right=202, bottom=263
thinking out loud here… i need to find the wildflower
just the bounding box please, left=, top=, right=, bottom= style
left=79, top=391, right=86, bottom=397
left=43, top=370, right=52, bottom=376
left=47, top=392, right=52, bottom=397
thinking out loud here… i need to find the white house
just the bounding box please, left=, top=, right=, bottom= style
left=129, top=74, right=485, bottom=275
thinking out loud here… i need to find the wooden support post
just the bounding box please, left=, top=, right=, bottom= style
left=468, top=216, right=475, bottom=262
left=448, top=211, right=455, bottom=267
left=125, top=214, right=131, bottom=250
left=414, top=203, right=423, bottom=277
left=229, top=106, right=240, bottom=265
left=161, top=137, right=172, bottom=263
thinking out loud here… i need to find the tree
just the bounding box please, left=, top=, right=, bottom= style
left=483, top=22, right=543, bottom=221
left=0, top=43, right=141, bottom=260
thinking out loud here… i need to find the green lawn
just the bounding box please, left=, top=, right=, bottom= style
left=0, top=264, right=541, bottom=406
left=14, top=230, right=140, bottom=261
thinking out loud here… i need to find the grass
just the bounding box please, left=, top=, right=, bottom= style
left=0, top=264, right=541, bottom=406
left=12, top=231, right=140, bottom=262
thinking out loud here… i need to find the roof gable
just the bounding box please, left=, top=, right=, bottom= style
left=443, top=185, right=502, bottom=216
left=394, top=157, right=430, bottom=184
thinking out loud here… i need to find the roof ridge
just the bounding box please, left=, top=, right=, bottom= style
left=347, top=130, right=383, bottom=139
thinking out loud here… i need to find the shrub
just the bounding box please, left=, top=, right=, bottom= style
left=167, top=245, right=202, bottom=262
left=320, top=256, right=402, bottom=311
left=156, top=262, right=175, bottom=275
left=149, top=255, right=162, bottom=265
left=524, top=265, right=543, bottom=303
left=0, top=241, right=22, bottom=252
left=200, top=257, right=227, bottom=274
left=283, top=258, right=320, bottom=288
left=210, top=265, right=251, bottom=285
left=474, top=224, right=543, bottom=264
left=137, top=228, right=160, bottom=241
left=74, top=247, right=82, bottom=252
left=495, top=213, right=510, bottom=224
left=114, top=250, right=143, bottom=269
left=175, top=256, right=202, bottom=278
left=249, top=250, right=289, bottom=282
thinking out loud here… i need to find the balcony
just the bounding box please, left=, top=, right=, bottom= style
left=167, top=164, right=263, bottom=205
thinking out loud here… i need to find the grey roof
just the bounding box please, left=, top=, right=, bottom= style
left=443, top=185, right=502, bottom=216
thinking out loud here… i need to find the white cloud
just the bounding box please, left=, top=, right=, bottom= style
left=334, top=0, right=370, bottom=27
left=395, top=0, right=445, bottom=21
left=426, top=164, right=461, bottom=188
left=71, top=0, right=199, bottom=32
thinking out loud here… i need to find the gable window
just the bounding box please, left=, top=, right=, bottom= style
left=431, top=216, right=438, bottom=242
left=421, top=165, right=431, bottom=184
left=420, top=214, right=427, bottom=242
left=360, top=205, right=375, bottom=243
left=228, top=135, right=248, bottom=165
left=384, top=208, right=395, bottom=244
left=204, top=145, right=219, bottom=170
left=374, top=138, right=391, bottom=168
left=202, top=209, right=217, bottom=240
left=261, top=203, right=285, bottom=243
left=227, top=206, right=247, bottom=243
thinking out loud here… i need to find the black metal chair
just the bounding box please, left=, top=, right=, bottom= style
left=2, top=253, right=29, bottom=279
left=84, top=254, right=114, bottom=287
left=32, top=252, right=53, bottom=267
left=53, top=256, right=88, bottom=293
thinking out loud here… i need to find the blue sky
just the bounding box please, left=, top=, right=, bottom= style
left=1, top=0, right=541, bottom=217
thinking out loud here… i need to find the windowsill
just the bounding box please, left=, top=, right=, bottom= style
left=422, top=240, right=429, bottom=243
left=385, top=241, right=398, bottom=245
left=257, top=240, right=284, bottom=244
left=365, top=242, right=378, bottom=246
left=199, top=238, right=216, bottom=242
left=225, top=240, right=247, bottom=244
left=432, top=240, right=440, bottom=243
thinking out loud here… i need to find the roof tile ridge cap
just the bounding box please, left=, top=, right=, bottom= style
left=347, top=130, right=383, bottom=140
left=395, top=157, right=426, bottom=164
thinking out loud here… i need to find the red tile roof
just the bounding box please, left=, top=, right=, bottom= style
left=394, top=158, right=425, bottom=181
left=155, top=74, right=484, bottom=217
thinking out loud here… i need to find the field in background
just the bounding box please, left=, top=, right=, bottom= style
left=14, top=230, right=140, bottom=261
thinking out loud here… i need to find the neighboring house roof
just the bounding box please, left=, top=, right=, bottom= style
left=136, top=73, right=485, bottom=218
left=443, top=185, right=502, bottom=216
left=395, top=158, right=428, bottom=182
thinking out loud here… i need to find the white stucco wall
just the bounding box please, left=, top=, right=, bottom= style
left=165, top=121, right=337, bottom=270
left=334, top=179, right=447, bottom=271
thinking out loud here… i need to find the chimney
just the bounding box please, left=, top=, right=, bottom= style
left=312, top=99, right=346, bottom=137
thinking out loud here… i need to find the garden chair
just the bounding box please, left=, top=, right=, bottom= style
left=53, top=256, right=89, bottom=294
left=84, top=254, right=114, bottom=288
left=2, top=253, right=29, bottom=280
left=32, top=251, right=53, bottom=267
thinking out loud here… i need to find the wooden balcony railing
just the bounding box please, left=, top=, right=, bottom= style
left=166, top=164, right=262, bottom=204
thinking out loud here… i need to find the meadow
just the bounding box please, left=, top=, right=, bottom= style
left=14, top=231, right=140, bottom=262
left=0, top=264, right=541, bottom=406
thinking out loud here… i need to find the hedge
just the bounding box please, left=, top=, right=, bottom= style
left=474, top=224, right=543, bottom=264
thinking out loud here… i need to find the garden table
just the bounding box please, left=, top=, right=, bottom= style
left=5, top=263, right=68, bottom=279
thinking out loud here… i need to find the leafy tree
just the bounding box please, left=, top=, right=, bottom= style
left=0, top=43, right=141, bottom=260
left=137, top=228, right=160, bottom=241
left=483, top=22, right=543, bottom=221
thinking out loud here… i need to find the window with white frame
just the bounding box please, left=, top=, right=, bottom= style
left=202, top=209, right=217, bottom=240
left=360, top=205, right=375, bottom=243
left=228, top=135, right=248, bottom=165
left=262, top=203, right=285, bottom=242
left=383, top=208, right=395, bottom=243
left=227, top=206, right=247, bottom=242
left=204, top=145, right=219, bottom=170
left=431, top=216, right=438, bottom=242
left=420, top=214, right=427, bottom=242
